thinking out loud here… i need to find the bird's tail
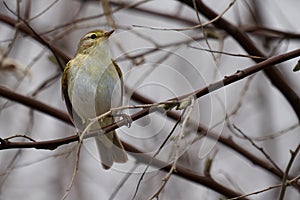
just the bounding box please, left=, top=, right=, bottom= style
left=95, top=129, right=128, bottom=169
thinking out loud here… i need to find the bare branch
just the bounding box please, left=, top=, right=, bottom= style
left=278, top=144, right=300, bottom=200
left=178, top=0, right=300, bottom=121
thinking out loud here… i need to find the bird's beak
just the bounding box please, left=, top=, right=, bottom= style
left=104, top=30, right=114, bottom=37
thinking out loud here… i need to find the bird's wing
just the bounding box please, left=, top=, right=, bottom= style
left=62, top=62, right=73, bottom=116
left=111, top=58, right=124, bottom=99
left=61, top=61, right=84, bottom=128
left=111, top=59, right=122, bottom=81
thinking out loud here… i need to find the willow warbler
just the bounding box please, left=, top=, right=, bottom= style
left=62, top=30, right=128, bottom=169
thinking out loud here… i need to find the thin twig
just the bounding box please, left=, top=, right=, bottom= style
left=250, top=123, right=299, bottom=141
left=133, top=0, right=236, bottom=31
left=178, top=0, right=300, bottom=121
left=28, top=0, right=60, bottom=21
left=132, top=108, right=183, bottom=199
left=0, top=148, right=73, bottom=176
left=4, top=134, right=36, bottom=142
left=278, top=144, right=300, bottom=200
left=232, top=124, right=283, bottom=175
left=189, top=46, right=265, bottom=60
left=60, top=140, right=83, bottom=200
left=148, top=97, right=195, bottom=199
left=40, top=0, right=152, bottom=35
left=228, top=175, right=300, bottom=200
left=108, top=163, right=139, bottom=200
left=3, top=2, right=64, bottom=70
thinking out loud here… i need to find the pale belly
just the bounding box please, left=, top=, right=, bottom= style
left=68, top=62, right=122, bottom=128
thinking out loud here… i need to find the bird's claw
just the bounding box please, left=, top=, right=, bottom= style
left=116, top=113, right=132, bottom=128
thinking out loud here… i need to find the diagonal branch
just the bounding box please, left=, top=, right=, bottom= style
left=178, top=0, right=300, bottom=121
left=0, top=13, right=70, bottom=64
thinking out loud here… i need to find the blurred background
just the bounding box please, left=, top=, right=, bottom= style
left=0, top=0, right=299, bottom=199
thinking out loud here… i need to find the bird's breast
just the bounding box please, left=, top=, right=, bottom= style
left=67, top=57, right=122, bottom=127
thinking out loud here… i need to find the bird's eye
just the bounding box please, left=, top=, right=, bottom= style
left=90, top=34, right=97, bottom=39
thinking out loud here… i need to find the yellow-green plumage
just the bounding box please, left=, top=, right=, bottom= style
left=62, top=30, right=127, bottom=169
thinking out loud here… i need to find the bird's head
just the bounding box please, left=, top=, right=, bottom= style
left=76, top=30, right=114, bottom=55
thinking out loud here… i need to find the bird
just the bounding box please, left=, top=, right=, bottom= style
left=62, top=30, right=128, bottom=169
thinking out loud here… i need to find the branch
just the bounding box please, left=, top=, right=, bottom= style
left=0, top=13, right=70, bottom=63
left=0, top=86, right=71, bottom=125
left=1, top=49, right=300, bottom=191
left=232, top=125, right=283, bottom=176
left=1, top=9, right=300, bottom=195
left=0, top=14, right=299, bottom=199
left=123, top=142, right=249, bottom=199
left=110, top=1, right=197, bottom=27
left=228, top=176, right=300, bottom=200
left=278, top=143, right=300, bottom=200
left=183, top=48, right=300, bottom=100
left=241, top=25, right=300, bottom=40
left=178, top=0, right=300, bottom=121
left=0, top=47, right=299, bottom=155
left=1, top=42, right=299, bottom=191
left=1, top=11, right=300, bottom=191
